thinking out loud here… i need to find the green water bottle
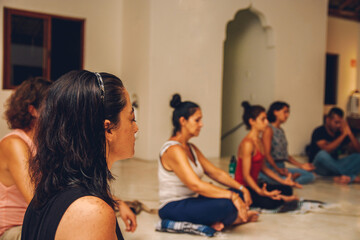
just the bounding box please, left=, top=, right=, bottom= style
left=229, top=155, right=237, bottom=178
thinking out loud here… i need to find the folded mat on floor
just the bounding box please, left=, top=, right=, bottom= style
left=251, top=199, right=327, bottom=214
left=155, top=219, right=217, bottom=237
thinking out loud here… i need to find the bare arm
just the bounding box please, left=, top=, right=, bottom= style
left=262, top=163, right=302, bottom=188
left=287, top=155, right=303, bottom=168
left=288, top=155, right=315, bottom=171
left=343, top=121, right=360, bottom=152
left=316, top=130, right=347, bottom=153
left=162, top=145, right=233, bottom=199
left=192, top=144, right=253, bottom=207
left=3, top=136, right=34, bottom=203
left=239, top=140, right=263, bottom=195
left=193, top=144, right=244, bottom=190
left=113, top=196, right=137, bottom=232
left=239, top=140, right=284, bottom=197
left=162, top=145, right=248, bottom=221
left=261, top=164, right=288, bottom=184
left=55, top=196, right=117, bottom=240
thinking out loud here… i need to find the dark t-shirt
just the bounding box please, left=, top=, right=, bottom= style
left=21, top=186, right=124, bottom=240
left=308, top=125, right=349, bottom=162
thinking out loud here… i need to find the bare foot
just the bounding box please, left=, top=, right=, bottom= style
left=232, top=210, right=260, bottom=225
left=247, top=210, right=260, bottom=222
left=353, top=176, right=360, bottom=183
left=211, top=222, right=224, bottom=231
left=280, top=195, right=299, bottom=202
left=333, top=175, right=351, bottom=184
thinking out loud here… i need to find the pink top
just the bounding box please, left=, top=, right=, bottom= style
left=0, top=129, right=35, bottom=236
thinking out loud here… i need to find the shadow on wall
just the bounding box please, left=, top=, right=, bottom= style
left=221, top=8, right=275, bottom=157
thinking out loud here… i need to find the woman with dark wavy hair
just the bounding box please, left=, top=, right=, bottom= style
left=0, top=77, right=51, bottom=240
left=21, top=70, right=138, bottom=240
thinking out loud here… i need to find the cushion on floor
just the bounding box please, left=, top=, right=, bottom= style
left=155, top=219, right=217, bottom=237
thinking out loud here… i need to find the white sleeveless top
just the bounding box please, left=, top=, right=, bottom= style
left=158, top=141, right=204, bottom=208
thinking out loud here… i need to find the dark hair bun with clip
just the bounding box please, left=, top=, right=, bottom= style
left=241, top=101, right=251, bottom=110
left=170, top=93, right=182, bottom=108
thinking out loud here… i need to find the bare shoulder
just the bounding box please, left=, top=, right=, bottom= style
left=241, top=138, right=254, bottom=149
left=264, top=126, right=273, bottom=135
left=55, top=196, right=117, bottom=240
left=0, top=135, right=29, bottom=166
left=0, top=134, right=28, bottom=151
left=163, top=144, right=185, bottom=159
left=239, top=138, right=255, bottom=154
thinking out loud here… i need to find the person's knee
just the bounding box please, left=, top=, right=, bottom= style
left=308, top=174, right=316, bottom=183
left=158, top=207, right=167, bottom=219
left=316, top=150, right=330, bottom=160
left=349, top=153, right=360, bottom=160
left=281, top=186, right=293, bottom=196
left=220, top=199, right=238, bottom=226
left=313, top=150, right=331, bottom=165
left=220, top=199, right=237, bottom=213
left=158, top=202, right=176, bottom=220
left=257, top=199, right=283, bottom=209
left=297, top=172, right=316, bottom=184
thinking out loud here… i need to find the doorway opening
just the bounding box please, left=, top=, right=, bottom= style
left=221, top=9, right=275, bottom=157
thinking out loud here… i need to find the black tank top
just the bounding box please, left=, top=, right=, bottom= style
left=21, top=187, right=124, bottom=240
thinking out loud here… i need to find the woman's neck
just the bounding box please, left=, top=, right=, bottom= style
left=22, top=127, right=35, bottom=141
left=272, top=120, right=281, bottom=128
left=170, top=132, right=191, bottom=146
left=248, top=128, right=261, bottom=140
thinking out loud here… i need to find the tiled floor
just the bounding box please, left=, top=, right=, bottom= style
left=110, top=157, right=360, bottom=240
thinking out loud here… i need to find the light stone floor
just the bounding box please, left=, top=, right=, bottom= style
left=110, top=157, right=360, bottom=240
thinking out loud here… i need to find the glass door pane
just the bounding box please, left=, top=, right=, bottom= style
left=10, top=15, right=45, bottom=86
left=51, top=18, right=83, bottom=80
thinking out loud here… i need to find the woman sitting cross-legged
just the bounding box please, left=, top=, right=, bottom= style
left=259, top=101, right=315, bottom=185
left=235, top=102, right=300, bottom=210
left=0, top=77, right=51, bottom=240
left=158, top=94, right=258, bottom=232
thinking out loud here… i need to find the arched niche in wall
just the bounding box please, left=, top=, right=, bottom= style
left=221, top=8, right=275, bottom=157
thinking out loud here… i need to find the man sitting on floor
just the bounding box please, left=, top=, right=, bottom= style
left=308, top=107, right=360, bottom=184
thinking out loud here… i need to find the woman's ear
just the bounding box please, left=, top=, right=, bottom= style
left=273, top=110, right=280, bottom=118
left=179, top=116, right=186, bottom=126
left=28, top=105, right=39, bottom=118
left=249, top=118, right=256, bottom=127
left=104, top=120, right=113, bottom=141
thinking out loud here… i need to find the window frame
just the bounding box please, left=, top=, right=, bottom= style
left=3, top=8, right=85, bottom=89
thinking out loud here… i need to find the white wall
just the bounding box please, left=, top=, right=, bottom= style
left=144, top=0, right=252, bottom=160
left=0, top=0, right=124, bottom=136
left=127, top=0, right=328, bottom=159
left=0, top=0, right=328, bottom=160
left=121, top=0, right=151, bottom=159
left=327, top=16, right=359, bottom=112
left=221, top=9, right=275, bottom=157
left=267, top=0, right=328, bottom=155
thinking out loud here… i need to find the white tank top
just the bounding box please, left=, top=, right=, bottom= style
left=158, top=141, right=204, bottom=208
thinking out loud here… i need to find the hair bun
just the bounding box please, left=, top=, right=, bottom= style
left=170, top=94, right=182, bottom=108
left=241, top=101, right=251, bottom=110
